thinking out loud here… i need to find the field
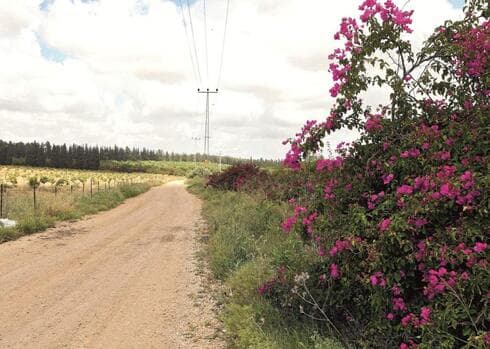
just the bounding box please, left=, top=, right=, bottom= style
left=100, top=160, right=226, bottom=176
left=0, top=165, right=172, bottom=242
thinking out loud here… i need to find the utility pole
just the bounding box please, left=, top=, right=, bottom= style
left=198, top=88, right=218, bottom=157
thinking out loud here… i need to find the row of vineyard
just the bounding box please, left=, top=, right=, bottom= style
left=0, top=165, right=171, bottom=242
left=0, top=166, right=166, bottom=190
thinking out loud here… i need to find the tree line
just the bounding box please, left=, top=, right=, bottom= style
left=0, top=140, right=279, bottom=170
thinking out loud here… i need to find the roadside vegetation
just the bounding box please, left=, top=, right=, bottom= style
left=0, top=183, right=158, bottom=243
left=192, top=1, right=489, bottom=348
left=189, top=178, right=343, bottom=349
left=100, top=160, right=223, bottom=177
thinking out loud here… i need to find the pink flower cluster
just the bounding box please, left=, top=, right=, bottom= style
left=330, top=263, right=341, bottom=279
left=283, top=120, right=317, bottom=170
left=281, top=206, right=307, bottom=233
left=365, top=114, right=384, bottom=133
left=329, top=237, right=361, bottom=257
left=399, top=340, right=417, bottom=349
left=316, top=156, right=343, bottom=172
left=378, top=218, right=391, bottom=232
left=284, top=142, right=302, bottom=170
left=401, top=307, right=431, bottom=328
left=370, top=272, right=386, bottom=287
left=423, top=267, right=463, bottom=300
left=359, top=0, right=414, bottom=33
left=408, top=217, right=428, bottom=229
left=302, top=212, right=318, bottom=236
left=453, top=21, right=489, bottom=77
left=324, top=179, right=338, bottom=200
left=392, top=297, right=406, bottom=311
left=367, top=191, right=385, bottom=209
left=396, top=185, right=413, bottom=196
left=400, top=148, right=421, bottom=159
left=382, top=173, right=394, bottom=185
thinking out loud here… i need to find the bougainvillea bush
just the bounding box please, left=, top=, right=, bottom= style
left=207, top=163, right=262, bottom=191
left=262, top=0, right=489, bottom=348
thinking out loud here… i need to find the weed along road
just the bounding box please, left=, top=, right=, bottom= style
left=0, top=181, right=223, bottom=348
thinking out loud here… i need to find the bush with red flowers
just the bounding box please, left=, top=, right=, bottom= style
left=260, top=1, right=489, bottom=348
left=207, top=163, right=262, bottom=191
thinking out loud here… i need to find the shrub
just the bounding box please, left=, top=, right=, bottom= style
left=262, top=1, right=489, bottom=348
left=187, top=166, right=212, bottom=178
left=207, top=163, right=262, bottom=191
left=191, top=182, right=343, bottom=348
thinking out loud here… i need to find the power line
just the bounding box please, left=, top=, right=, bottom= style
left=203, top=0, right=209, bottom=85
left=186, top=0, right=202, bottom=85
left=217, top=0, right=231, bottom=89
left=177, top=0, right=199, bottom=87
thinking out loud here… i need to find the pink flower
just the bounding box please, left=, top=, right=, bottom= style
left=330, top=263, right=341, bottom=279
left=316, top=157, right=343, bottom=172
left=397, top=185, right=413, bottom=196
left=386, top=313, right=394, bottom=321
left=379, top=218, right=391, bottom=232
left=392, top=297, right=406, bottom=311
left=330, top=83, right=341, bottom=97
left=401, top=313, right=413, bottom=327
left=370, top=272, right=386, bottom=287
left=440, top=183, right=458, bottom=199
left=281, top=216, right=297, bottom=233
left=474, top=242, right=487, bottom=253
left=383, top=173, right=394, bottom=184
left=420, top=306, right=431, bottom=325
left=365, top=114, right=384, bottom=132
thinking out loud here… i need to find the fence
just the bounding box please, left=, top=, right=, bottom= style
left=0, top=179, right=141, bottom=219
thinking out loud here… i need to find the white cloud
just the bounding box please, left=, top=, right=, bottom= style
left=0, top=0, right=462, bottom=159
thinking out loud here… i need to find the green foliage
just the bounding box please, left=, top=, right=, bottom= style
left=190, top=181, right=343, bottom=348
left=101, top=160, right=224, bottom=177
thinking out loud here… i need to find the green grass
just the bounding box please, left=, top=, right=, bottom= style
left=187, top=179, right=343, bottom=349
left=0, top=183, right=154, bottom=243
left=100, top=160, right=225, bottom=177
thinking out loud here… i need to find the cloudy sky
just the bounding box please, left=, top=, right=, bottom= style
left=0, top=0, right=463, bottom=159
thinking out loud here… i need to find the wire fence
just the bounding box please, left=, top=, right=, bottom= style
left=0, top=179, right=143, bottom=219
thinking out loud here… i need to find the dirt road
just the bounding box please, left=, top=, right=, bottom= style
left=0, top=181, right=223, bottom=348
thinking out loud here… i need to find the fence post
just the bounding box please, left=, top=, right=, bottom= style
left=70, top=185, right=73, bottom=194
left=33, top=185, right=37, bottom=211
left=97, top=181, right=100, bottom=193
left=54, top=186, right=57, bottom=197
left=90, top=180, right=93, bottom=198
left=0, top=184, right=3, bottom=218
left=82, top=182, right=85, bottom=195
